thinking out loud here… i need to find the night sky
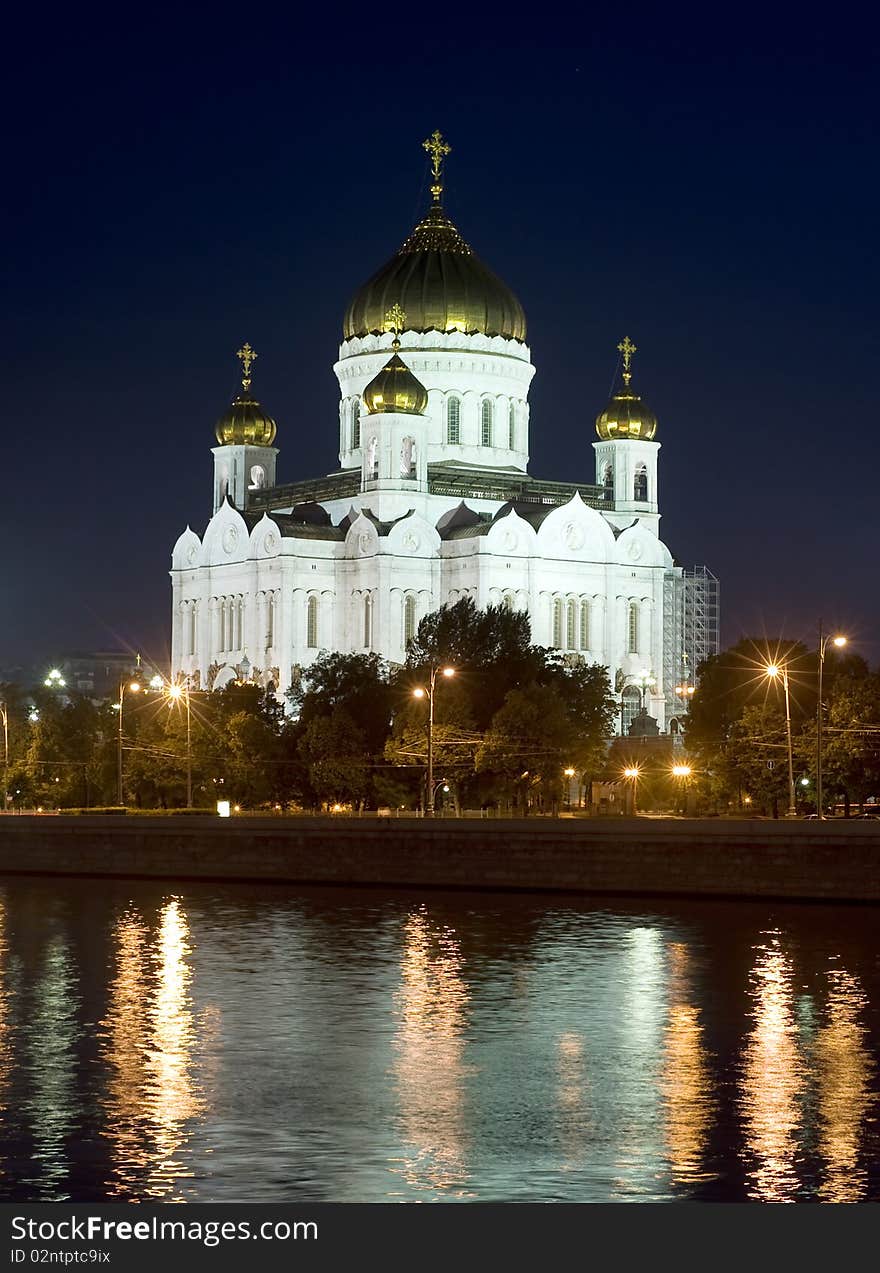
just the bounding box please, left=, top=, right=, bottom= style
left=3, top=10, right=878, bottom=673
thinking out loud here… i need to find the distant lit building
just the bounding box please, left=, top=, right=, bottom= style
left=54, top=651, right=139, bottom=700
left=170, top=133, right=717, bottom=732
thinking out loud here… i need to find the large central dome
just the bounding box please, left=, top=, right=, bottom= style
left=343, top=204, right=527, bottom=343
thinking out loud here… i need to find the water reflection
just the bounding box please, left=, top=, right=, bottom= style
left=555, top=1032, right=591, bottom=1169
left=815, top=967, right=874, bottom=1202
left=391, top=909, right=471, bottom=1196
left=739, top=934, right=805, bottom=1201
left=101, top=899, right=203, bottom=1200
left=661, top=942, right=714, bottom=1186
left=24, top=936, right=80, bottom=1200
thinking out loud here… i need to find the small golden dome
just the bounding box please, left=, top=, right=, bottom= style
left=595, top=336, right=658, bottom=440
left=595, top=388, right=658, bottom=441
left=214, top=343, right=278, bottom=446
left=363, top=348, right=428, bottom=416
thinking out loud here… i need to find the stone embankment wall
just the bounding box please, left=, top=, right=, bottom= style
left=0, top=815, right=878, bottom=903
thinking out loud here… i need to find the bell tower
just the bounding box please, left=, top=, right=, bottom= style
left=593, top=336, right=660, bottom=532
left=211, top=343, right=279, bottom=512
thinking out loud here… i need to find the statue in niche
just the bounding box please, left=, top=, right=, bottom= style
left=206, top=661, right=221, bottom=690
left=400, top=436, right=417, bottom=478
left=366, top=436, right=379, bottom=480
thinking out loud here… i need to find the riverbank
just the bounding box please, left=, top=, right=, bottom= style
left=0, top=814, right=878, bottom=903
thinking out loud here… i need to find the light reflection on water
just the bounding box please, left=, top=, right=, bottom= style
left=0, top=878, right=877, bottom=1203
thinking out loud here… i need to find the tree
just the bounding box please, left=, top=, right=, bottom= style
left=476, top=683, right=580, bottom=812
left=298, top=709, right=370, bottom=807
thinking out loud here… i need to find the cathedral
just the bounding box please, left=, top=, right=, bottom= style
left=170, top=132, right=718, bottom=734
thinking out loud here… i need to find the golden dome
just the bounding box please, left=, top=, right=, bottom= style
left=595, top=336, right=658, bottom=440
left=214, top=343, right=278, bottom=446
left=595, top=388, right=658, bottom=441
left=344, top=206, right=526, bottom=342
left=363, top=346, right=428, bottom=416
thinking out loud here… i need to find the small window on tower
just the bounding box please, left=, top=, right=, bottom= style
left=307, top=596, right=319, bottom=649
left=508, top=401, right=516, bottom=449
left=447, top=396, right=461, bottom=445
left=351, top=400, right=361, bottom=450
left=481, top=399, right=493, bottom=447
left=634, top=464, right=648, bottom=502
left=403, top=595, right=417, bottom=648
left=628, top=602, right=639, bottom=654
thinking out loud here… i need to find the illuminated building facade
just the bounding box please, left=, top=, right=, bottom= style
left=170, top=133, right=717, bottom=730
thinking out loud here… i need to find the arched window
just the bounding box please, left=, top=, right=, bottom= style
left=579, top=600, right=590, bottom=650
left=307, top=596, right=319, bottom=649
left=266, top=592, right=275, bottom=648
left=481, top=399, right=493, bottom=447
left=602, top=462, right=614, bottom=499
left=508, top=401, right=516, bottom=449
left=404, top=595, right=417, bottom=648
left=363, top=593, right=372, bottom=649
left=447, top=396, right=461, bottom=444
left=634, top=463, right=648, bottom=501
left=552, top=597, right=563, bottom=648
left=628, top=602, right=639, bottom=655
left=351, top=399, right=361, bottom=450
left=566, top=600, right=576, bottom=650
left=367, top=436, right=378, bottom=480
left=622, top=685, right=641, bottom=734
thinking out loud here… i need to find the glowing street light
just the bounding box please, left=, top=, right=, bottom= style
left=44, top=669, right=66, bottom=689
left=765, top=662, right=796, bottom=819
left=817, top=628, right=847, bottom=820
left=116, top=678, right=142, bottom=806
left=412, top=666, right=455, bottom=816
left=623, top=765, right=640, bottom=814
left=166, top=679, right=193, bottom=808
left=671, top=762, right=692, bottom=816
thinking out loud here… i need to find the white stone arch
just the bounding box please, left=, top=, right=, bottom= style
left=344, top=513, right=379, bottom=559
left=202, top=500, right=249, bottom=567
left=536, top=492, right=615, bottom=562
left=171, top=526, right=202, bottom=570
left=386, top=512, right=440, bottom=558
left=249, top=513, right=281, bottom=560
left=485, top=507, right=536, bottom=558
left=614, top=522, right=668, bottom=568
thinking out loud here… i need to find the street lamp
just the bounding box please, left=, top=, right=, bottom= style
left=167, top=679, right=193, bottom=809
left=44, top=669, right=66, bottom=689
left=671, top=763, right=692, bottom=815
left=817, top=628, right=847, bottom=820
left=412, top=665, right=455, bottom=816
left=0, top=701, right=8, bottom=813
left=765, top=663, right=796, bottom=819
left=634, top=672, right=656, bottom=711
left=116, top=678, right=142, bottom=805
left=623, top=765, right=640, bottom=814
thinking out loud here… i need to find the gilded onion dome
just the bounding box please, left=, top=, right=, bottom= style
left=595, top=336, right=658, bottom=440
left=343, top=131, right=527, bottom=343
left=214, top=343, right=278, bottom=446
left=363, top=310, right=429, bottom=415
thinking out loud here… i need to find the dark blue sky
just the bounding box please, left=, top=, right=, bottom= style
left=2, top=8, right=878, bottom=671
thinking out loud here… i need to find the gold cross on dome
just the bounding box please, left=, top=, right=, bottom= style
left=617, top=335, right=637, bottom=385
left=422, top=129, right=451, bottom=203
left=384, top=304, right=407, bottom=335
left=236, top=342, right=257, bottom=391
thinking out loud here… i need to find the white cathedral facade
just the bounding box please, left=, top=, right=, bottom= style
left=170, top=132, right=717, bottom=734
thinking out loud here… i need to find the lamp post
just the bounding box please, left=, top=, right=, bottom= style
left=116, top=677, right=142, bottom=805
left=623, top=766, right=640, bottom=815
left=765, top=663, right=796, bottom=819
left=817, top=627, right=847, bottom=820
left=167, top=679, right=193, bottom=809
left=634, top=672, right=656, bottom=711
left=412, top=665, right=455, bottom=816
left=671, top=763, right=692, bottom=815
left=0, top=702, right=8, bottom=813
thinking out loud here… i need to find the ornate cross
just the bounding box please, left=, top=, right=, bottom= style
left=384, top=304, right=407, bottom=348
left=237, top=342, right=257, bottom=391
left=422, top=129, right=451, bottom=203
left=617, top=335, right=637, bottom=385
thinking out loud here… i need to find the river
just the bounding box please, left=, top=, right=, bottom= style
left=0, top=876, right=877, bottom=1202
